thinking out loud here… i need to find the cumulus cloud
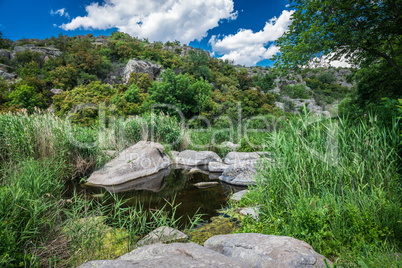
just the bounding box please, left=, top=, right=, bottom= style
left=51, top=8, right=70, bottom=18
left=61, top=0, right=236, bottom=43
left=210, top=10, right=294, bottom=66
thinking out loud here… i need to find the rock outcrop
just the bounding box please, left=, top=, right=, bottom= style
left=86, top=141, right=171, bottom=186
left=123, top=59, right=162, bottom=83
left=78, top=233, right=331, bottom=268
left=173, top=150, right=222, bottom=166
left=204, top=233, right=331, bottom=268
left=136, top=226, right=188, bottom=247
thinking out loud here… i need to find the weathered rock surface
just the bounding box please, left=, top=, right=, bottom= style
left=224, top=152, right=270, bottom=165
left=204, top=233, right=332, bottom=268
left=86, top=141, right=171, bottom=186
left=78, top=260, right=139, bottom=268
left=208, top=161, right=230, bottom=173
left=230, top=190, right=250, bottom=202
left=100, top=166, right=170, bottom=193
left=12, top=45, right=62, bottom=58
left=123, top=59, right=162, bottom=83
left=174, top=150, right=222, bottom=166
left=136, top=226, right=188, bottom=247
left=219, top=161, right=258, bottom=186
left=239, top=207, right=260, bottom=220
left=117, top=242, right=248, bottom=268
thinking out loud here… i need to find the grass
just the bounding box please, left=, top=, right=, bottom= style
left=236, top=113, right=402, bottom=266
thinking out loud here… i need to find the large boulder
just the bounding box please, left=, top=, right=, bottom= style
left=208, top=161, right=230, bottom=173
left=117, top=242, right=248, bottom=268
left=224, top=152, right=271, bottom=165
left=219, top=161, right=258, bottom=186
left=136, top=226, right=188, bottom=247
left=86, top=141, right=171, bottom=186
left=174, top=150, right=222, bottom=166
left=123, top=59, right=162, bottom=83
left=204, top=233, right=331, bottom=268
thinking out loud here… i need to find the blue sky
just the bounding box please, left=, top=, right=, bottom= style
left=0, top=0, right=293, bottom=66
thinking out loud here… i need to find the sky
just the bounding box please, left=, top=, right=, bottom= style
left=0, top=0, right=294, bottom=66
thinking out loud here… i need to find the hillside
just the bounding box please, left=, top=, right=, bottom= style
left=0, top=33, right=354, bottom=123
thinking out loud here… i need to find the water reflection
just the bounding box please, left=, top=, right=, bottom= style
left=81, top=165, right=245, bottom=226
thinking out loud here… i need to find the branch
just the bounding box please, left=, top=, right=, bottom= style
left=361, top=46, right=402, bottom=75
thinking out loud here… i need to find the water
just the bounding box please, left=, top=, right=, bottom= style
left=71, top=165, right=245, bottom=227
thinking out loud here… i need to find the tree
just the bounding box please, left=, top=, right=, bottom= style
left=275, top=0, right=402, bottom=74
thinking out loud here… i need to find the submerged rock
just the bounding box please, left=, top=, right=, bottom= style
left=86, top=141, right=171, bottom=186
left=204, top=233, right=332, bottom=268
left=174, top=150, right=222, bottom=166
left=193, top=181, right=220, bottom=189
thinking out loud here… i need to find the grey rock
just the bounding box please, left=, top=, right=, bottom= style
left=224, top=152, right=270, bottom=165
left=123, top=59, right=162, bottom=83
left=50, top=88, right=64, bottom=95
left=204, top=233, right=332, bottom=268
left=239, top=207, right=260, bottom=220
left=136, top=226, right=188, bottom=247
left=86, top=141, right=171, bottom=186
left=100, top=166, right=170, bottom=193
left=208, top=161, right=230, bottom=173
left=193, top=181, right=220, bottom=188
left=219, top=161, right=258, bottom=186
left=12, top=45, right=62, bottom=58
left=0, top=49, right=11, bottom=63
left=220, top=141, right=240, bottom=151
left=230, top=190, right=250, bottom=202
left=118, top=242, right=248, bottom=268
left=0, top=70, right=16, bottom=80
left=78, top=260, right=137, bottom=268
left=174, top=150, right=222, bottom=166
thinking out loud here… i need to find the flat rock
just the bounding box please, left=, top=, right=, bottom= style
left=230, top=190, right=250, bottom=202
left=86, top=141, right=171, bottom=186
left=193, top=181, right=220, bottom=188
left=174, top=150, right=222, bottom=166
left=208, top=161, right=230, bottom=173
left=117, top=242, right=248, bottom=268
left=78, top=260, right=138, bottom=268
left=136, top=226, right=188, bottom=247
left=204, top=233, right=332, bottom=268
left=224, top=152, right=270, bottom=165
left=219, top=161, right=258, bottom=186
left=239, top=207, right=260, bottom=220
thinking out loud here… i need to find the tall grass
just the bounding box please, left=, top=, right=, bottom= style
left=239, top=114, right=401, bottom=265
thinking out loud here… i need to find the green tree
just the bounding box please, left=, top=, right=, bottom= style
left=8, top=85, right=47, bottom=111
left=276, top=0, right=402, bottom=74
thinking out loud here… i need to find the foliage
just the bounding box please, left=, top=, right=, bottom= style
left=8, top=85, right=48, bottom=112
left=276, top=0, right=402, bottom=75
left=282, top=84, right=311, bottom=99
left=238, top=115, right=402, bottom=264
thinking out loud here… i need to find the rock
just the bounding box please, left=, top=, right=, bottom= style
left=136, top=226, right=188, bottom=247
left=78, top=260, right=137, bottom=268
left=219, top=161, right=258, bottom=186
left=204, top=233, right=332, bottom=268
left=208, top=161, right=230, bottom=173
left=0, top=69, right=16, bottom=80
left=50, top=88, right=64, bottom=95
left=193, top=181, right=220, bottom=189
left=174, top=150, right=222, bottom=166
left=102, top=150, right=118, bottom=157
left=100, top=166, right=170, bottom=193
left=117, top=242, right=248, bottom=268
left=220, top=141, right=240, bottom=151
left=239, top=207, right=260, bottom=220
left=224, top=152, right=270, bottom=165
left=123, top=59, right=162, bottom=83
left=12, top=45, right=62, bottom=60
left=0, top=50, right=11, bottom=63
left=86, top=141, right=171, bottom=186
left=230, top=190, right=249, bottom=202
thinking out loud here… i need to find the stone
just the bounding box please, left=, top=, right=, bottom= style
left=100, top=166, right=170, bottom=193
left=136, top=226, right=188, bottom=247
left=230, top=190, right=250, bottom=202
left=174, top=150, right=222, bottom=166
left=86, top=141, right=171, bottom=186
left=117, top=242, right=248, bottom=268
left=208, top=161, right=230, bottom=173
left=224, top=152, right=271, bottom=165
left=78, top=260, right=137, bottom=268
left=219, top=161, right=258, bottom=186
left=50, top=88, right=64, bottom=95
left=123, top=59, right=162, bottom=83
left=239, top=207, right=260, bottom=220
left=0, top=50, right=11, bottom=63
left=193, top=181, right=220, bottom=189
left=220, top=141, right=240, bottom=151
left=204, top=233, right=332, bottom=268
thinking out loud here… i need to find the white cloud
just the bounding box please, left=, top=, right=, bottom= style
left=61, top=0, right=236, bottom=44
left=51, top=8, right=70, bottom=18
left=210, top=10, right=294, bottom=66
